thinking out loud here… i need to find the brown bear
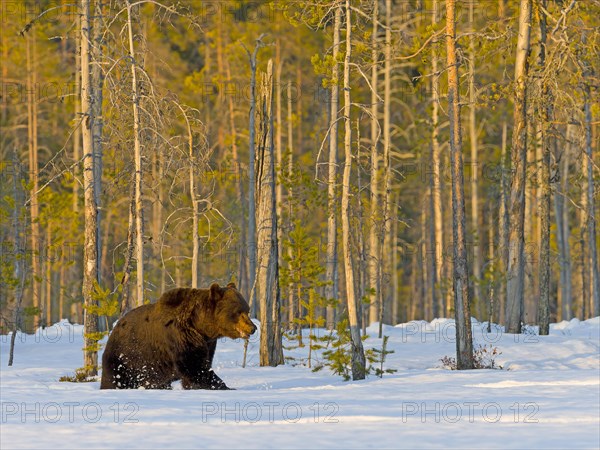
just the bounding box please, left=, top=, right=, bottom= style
left=100, top=282, right=256, bottom=390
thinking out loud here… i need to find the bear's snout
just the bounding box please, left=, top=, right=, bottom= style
left=248, top=321, right=257, bottom=335
left=237, top=315, right=257, bottom=338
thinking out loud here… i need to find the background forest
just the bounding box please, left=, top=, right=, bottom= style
left=0, top=0, right=598, bottom=362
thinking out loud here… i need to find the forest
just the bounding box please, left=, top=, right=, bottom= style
left=0, top=0, right=599, bottom=377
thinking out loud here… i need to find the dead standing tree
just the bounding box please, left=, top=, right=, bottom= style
left=341, top=0, right=366, bottom=380
left=506, top=0, right=533, bottom=334
left=446, top=0, right=474, bottom=369
left=243, top=34, right=267, bottom=318
left=81, top=0, right=99, bottom=376
left=255, top=59, right=284, bottom=366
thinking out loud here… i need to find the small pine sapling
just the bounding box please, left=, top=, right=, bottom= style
left=280, top=219, right=329, bottom=366
left=366, top=335, right=397, bottom=378
left=68, top=282, right=119, bottom=381
left=316, top=317, right=353, bottom=380
left=315, top=316, right=369, bottom=380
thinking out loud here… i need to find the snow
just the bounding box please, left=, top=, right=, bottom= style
left=1, top=317, right=599, bottom=449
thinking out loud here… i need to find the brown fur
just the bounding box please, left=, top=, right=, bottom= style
left=100, top=282, right=256, bottom=389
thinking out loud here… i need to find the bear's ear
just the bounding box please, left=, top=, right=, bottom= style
left=209, top=282, right=223, bottom=303
left=226, top=282, right=237, bottom=289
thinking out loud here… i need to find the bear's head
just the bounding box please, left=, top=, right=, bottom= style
left=208, top=282, right=257, bottom=340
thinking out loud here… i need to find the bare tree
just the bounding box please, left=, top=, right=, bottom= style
left=126, top=0, right=145, bottom=307
left=368, top=0, right=380, bottom=326
left=325, top=4, right=342, bottom=330
left=81, top=0, right=99, bottom=376
left=468, top=1, right=483, bottom=319
left=430, top=0, right=443, bottom=318
left=26, top=33, right=41, bottom=328
left=173, top=102, right=200, bottom=288
left=8, top=154, right=26, bottom=366
left=506, top=0, right=532, bottom=334
left=499, top=118, right=509, bottom=325
left=244, top=35, right=267, bottom=318
left=581, top=43, right=600, bottom=317
left=256, top=60, right=283, bottom=366
left=378, top=0, right=392, bottom=337
left=537, top=0, right=550, bottom=335
left=446, top=0, right=474, bottom=369
left=342, top=0, right=366, bottom=380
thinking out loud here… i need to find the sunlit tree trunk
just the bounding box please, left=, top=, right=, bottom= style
left=342, top=0, right=366, bottom=380
left=26, top=33, right=40, bottom=329
left=468, top=1, right=483, bottom=320
left=446, top=0, right=474, bottom=369
left=583, top=68, right=600, bottom=317
left=537, top=0, right=554, bottom=336
left=8, top=153, right=26, bottom=365
left=325, top=5, right=342, bottom=330
left=45, top=225, right=52, bottom=325
left=499, top=118, right=509, bottom=325
left=225, top=57, right=248, bottom=297
left=286, top=80, right=298, bottom=337
left=537, top=2, right=550, bottom=335
left=554, top=146, right=572, bottom=320
left=245, top=36, right=265, bottom=318
left=378, top=0, right=392, bottom=337
left=81, top=0, right=99, bottom=376
left=506, top=0, right=532, bottom=334
left=73, top=13, right=81, bottom=214
left=126, top=0, right=144, bottom=306
left=256, top=60, right=283, bottom=366
left=368, top=0, right=380, bottom=326
left=430, top=0, right=443, bottom=318
left=92, top=0, right=104, bottom=285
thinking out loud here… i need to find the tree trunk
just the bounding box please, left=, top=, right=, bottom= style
left=554, top=145, right=572, bottom=320
left=225, top=58, right=248, bottom=298
left=368, top=0, right=380, bottom=326
left=446, top=0, right=474, bottom=369
left=126, top=0, right=145, bottom=306
left=431, top=0, right=443, bottom=318
left=92, top=0, right=104, bottom=285
left=275, top=43, right=283, bottom=282
left=392, top=195, right=399, bottom=324
left=246, top=37, right=265, bottom=318
left=73, top=13, right=81, bottom=214
left=499, top=118, right=509, bottom=325
left=468, top=1, right=483, bottom=320
left=45, top=225, right=52, bottom=326
left=579, top=148, right=589, bottom=319
left=175, top=103, right=199, bottom=288
left=342, top=0, right=366, bottom=380
left=119, top=176, right=136, bottom=317
left=488, top=205, right=496, bottom=330
left=26, top=33, right=40, bottom=330
left=506, top=0, right=532, bottom=334
left=256, top=60, right=283, bottom=366
left=8, top=152, right=26, bottom=366
left=325, top=5, right=342, bottom=330
left=81, top=0, right=99, bottom=376
left=537, top=2, right=550, bottom=335
left=583, top=77, right=600, bottom=317
left=378, top=0, right=392, bottom=338
left=287, top=80, right=298, bottom=336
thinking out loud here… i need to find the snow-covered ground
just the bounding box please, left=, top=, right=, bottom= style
left=1, top=317, right=599, bottom=449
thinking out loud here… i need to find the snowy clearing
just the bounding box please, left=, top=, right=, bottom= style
left=1, top=318, right=599, bottom=449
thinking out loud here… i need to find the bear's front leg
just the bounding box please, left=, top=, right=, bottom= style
left=181, top=369, right=232, bottom=390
